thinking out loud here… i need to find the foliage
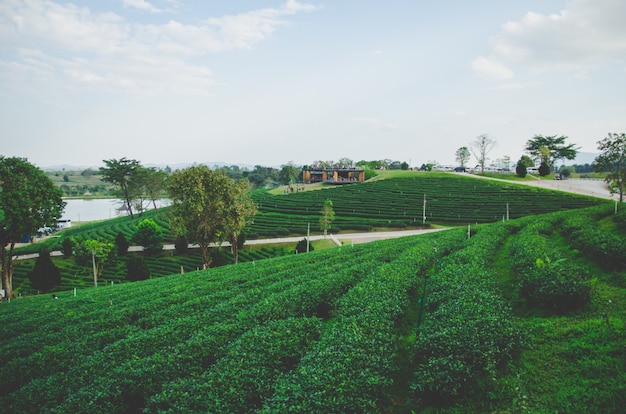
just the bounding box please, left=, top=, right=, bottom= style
left=167, top=166, right=256, bottom=269
left=61, top=238, right=73, bottom=258
left=132, top=219, right=163, bottom=255
left=294, top=238, right=313, bottom=254
left=27, top=247, right=61, bottom=293
left=174, top=235, right=188, bottom=255
left=539, top=161, right=551, bottom=176
left=455, top=146, right=470, bottom=167
left=126, top=255, right=150, bottom=282
left=279, top=163, right=300, bottom=184
left=319, top=198, right=335, bottom=236
left=525, top=134, right=579, bottom=167
left=115, top=231, right=130, bottom=256
left=516, top=159, right=528, bottom=177
left=73, top=239, right=115, bottom=286
left=100, top=158, right=142, bottom=219
left=0, top=156, right=65, bottom=298
left=593, top=132, right=626, bottom=202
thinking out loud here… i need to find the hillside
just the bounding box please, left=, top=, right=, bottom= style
left=1, top=204, right=624, bottom=413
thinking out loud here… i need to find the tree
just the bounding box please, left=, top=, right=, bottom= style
left=61, top=237, right=74, bottom=258
left=539, top=162, right=551, bottom=177
left=75, top=239, right=114, bottom=287
left=593, top=132, right=626, bottom=202
left=222, top=179, right=257, bottom=265
left=320, top=199, right=335, bottom=237
left=524, top=135, right=579, bottom=168
left=279, top=163, right=299, bottom=185
left=515, top=159, right=528, bottom=178
left=132, top=218, right=163, bottom=255
left=115, top=232, right=130, bottom=256
left=140, top=167, right=168, bottom=213
left=28, top=247, right=61, bottom=293
left=455, top=147, right=471, bottom=168
left=168, top=166, right=256, bottom=269
left=0, top=156, right=65, bottom=299
left=100, top=158, right=142, bottom=219
left=126, top=255, right=150, bottom=282
left=470, top=134, right=496, bottom=174
left=295, top=238, right=314, bottom=254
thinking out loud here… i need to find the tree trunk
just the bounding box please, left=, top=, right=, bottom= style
left=230, top=233, right=239, bottom=265
left=1, top=242, right=15, bottom=299
left=200, top=244, right=212, bottom=270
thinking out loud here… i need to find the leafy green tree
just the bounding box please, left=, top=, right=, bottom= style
left=61, top=237, right=74, bottom=258
left=168, top=166, right=255, bottom=269
left=524, top=135, right=579, bottom=168
left=126, top=255, right=150, bottom=282
left=295, top=238, right=313, bottom=254
left=132, top=218, right=163, bottom=255
left=455, top=146, right=470, bottom=168
left=100, top=158, right=142, bottom=218
left=515, top=159, right=528, bottom=178
left=0, top=156, right=65, bottom=299
left=539, top=161, right=551, bottom=177
left=223, top=179, right=257, bottom=264
left=174, top=235, right=188, bottom=255
left=28, top=247, right=61, bottom=293
left=593, top=132, right=626, bottom=202
left=115, top=232, right=130, bottom=256
left=279, top=163, right=299, bottom=185
left=320, top=199, right=335, bottom=237
left=74, top=239, right=115, bottom=287
left=470, top=134, right=496, bottom=174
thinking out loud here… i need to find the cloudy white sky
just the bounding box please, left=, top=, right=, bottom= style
left=1, top=0, right=625, bottom=169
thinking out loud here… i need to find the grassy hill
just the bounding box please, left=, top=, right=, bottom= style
left=1, top=203, right=624, bottom=413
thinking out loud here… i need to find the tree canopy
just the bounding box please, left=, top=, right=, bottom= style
left=100, top=158, right=142, bottom=218
left=167, top=166, right=256, bottom=269
left=470, top=134, right=496, bottom=174
left=0, top=156, right=65, bottom=298
left=593, top=132, right=626, bottom=202
left=524, top=135, right=579, bottom=168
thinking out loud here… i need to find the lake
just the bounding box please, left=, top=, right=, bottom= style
left=61, top=199, right=171, bottom=223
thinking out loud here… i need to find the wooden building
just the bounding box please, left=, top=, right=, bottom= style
left=303, top=167, right=365, bottom=184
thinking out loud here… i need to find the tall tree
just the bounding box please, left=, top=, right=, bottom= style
left=593, top=132, right=626, bottom=202
left=139, top=167, right=168, bottom=213
left=100, top=158, right=142, bottom=219
left=524, top=135, right=579, bottom=168
left=470, top=134, right=496, bottom=174
left=222, top=178, right=257, bottom=264
left=74, top=239, right=115, bottom=287
left=319, top=198, right=335, bottom=237
left=0, top=157, right=65, bottom=299
left=279, top=163, right=299, bottom=185
left=455, top=146, right=470, bottom=168
left=168, top=166, right=255, bottom=269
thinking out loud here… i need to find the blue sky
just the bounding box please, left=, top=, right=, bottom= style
left=1, top=0, right=624, bottom=169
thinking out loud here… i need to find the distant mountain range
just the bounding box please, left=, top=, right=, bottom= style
left=43, top=161, right=261, bottom=172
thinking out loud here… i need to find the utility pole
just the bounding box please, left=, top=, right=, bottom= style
left=422, top=194, right=427, bottom=224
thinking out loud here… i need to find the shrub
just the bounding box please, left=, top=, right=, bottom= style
left=61, top=238, right=73, bottom=258
left=115, top=232, right=130, bottom=256
left=519, top=260, right=591, bottom=313
left=174, top=235, right=188, bottom=255
left=27, top=247, right=61, bottom=292
left=132, top=219, right=163, bottom=255
left=516, top=160, right=527, bottom=178
left=294, top=238, right=313, bottom=254
left=126, top=255, right=151, bottom=282
left=539, top=162, right=551, bottom=176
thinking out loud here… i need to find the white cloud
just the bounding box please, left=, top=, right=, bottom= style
left=0, top=1, right=319, bottom=96
left=474, top=0, right=626, bottom=79
left=122, top=0, right=162, bottom=14
left=471, top=56, right=514, bottom=80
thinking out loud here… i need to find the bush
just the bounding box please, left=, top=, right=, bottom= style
left=28, top=247, right=61, bottom=292
left=294, top=238, right=313, bottom=254
left=539, top=162, right=551, bottom=176
left=519, top=260, right=592, bottom=313
left=132, top=219, right=163, bottom=255
left=516, top=160, right=527, bottom=178
left=115, top=232, right=130, bottom=256
left=174, top=235, right=188, bottom=255
left=61, top=238, right=73, bottom=258
left=126, top=255, right=151, bottom=282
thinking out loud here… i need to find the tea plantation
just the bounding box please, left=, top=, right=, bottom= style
left=1, top=203, right=624, bottom=413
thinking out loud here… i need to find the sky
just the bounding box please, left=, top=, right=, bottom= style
left=1, top=0, right=625, bottom=169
